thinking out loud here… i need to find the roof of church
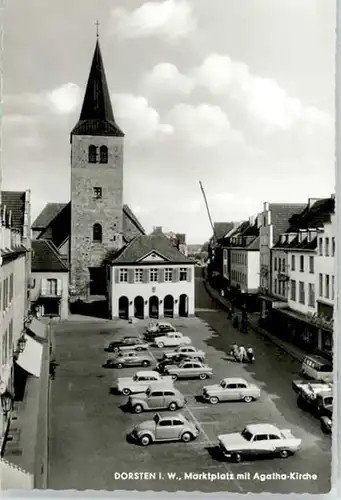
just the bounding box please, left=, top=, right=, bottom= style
left=109, top=230, right=195, bottom=265
left=71, top=40, right=124, bottom=137
left=31, top=239, right=69, bottom=272
left=123, top=204, right=145, bottom=235
left=32, top=202, right=68, bottom=229
left=1, top=191, right=26, bottom=231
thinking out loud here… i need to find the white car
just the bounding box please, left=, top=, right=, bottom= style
left=114, top=370, right=174, bottom=395
left=155, top=332, right=192, bottom=348
left=203, top=378, right=261, bottom=404
left=218, top=423, right=302, bottom=462
left=163, top=346, right=206, bottom=360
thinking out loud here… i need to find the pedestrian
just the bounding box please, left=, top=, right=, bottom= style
left=232, top=314, right=239, bottom=329
left=247, top=347, right=254, bottom=363
left=238, top=345, right=247, bottom=363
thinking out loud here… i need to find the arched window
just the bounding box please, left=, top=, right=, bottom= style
left=93, top=223, right=102, bottom=242
left=88, top=145, right=97, bottom=163
left=100, top=145, right=108, bottom=164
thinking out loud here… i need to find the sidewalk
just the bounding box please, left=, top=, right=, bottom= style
left=204, top=280, right=306, bottom=363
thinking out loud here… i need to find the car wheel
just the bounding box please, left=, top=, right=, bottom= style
left=113, top=347, right=119, bottom=352
left=116, top=363, right=123, bottom=369
left=243, top=396, right=253, bottom=403
left=134, top=404, right=143, bottom=414
left=279, top=449, right=289, bottom=459
left=210, top=396, right=219, bottom=405
left=142, top=360, right=149, bottom=367
left=158, top=342, right=164, bottom=348
left=199, top=373, right=208, bottom=380
left=122, top=388, right=131, bottom=396
left=181, top=432, right=192, bottom=443
left=171, top=374, right=178, bottom=381
left=232, top=452, right=242, bottom=463
left=169, top=402, right=178, bottom=411
left=140, top=434, right=151, bottom=446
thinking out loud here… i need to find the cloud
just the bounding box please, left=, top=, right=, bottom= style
left=167, top=103, right=243, bottom=147
left=47, top=83, right=82, bottom=114
left=110, top=0, right=196, bottom=41
left=191, top=53, right=332, bottom=133
left=142, top=63, right=195, bottom=95
left=111, top=93, right=173, bottom=142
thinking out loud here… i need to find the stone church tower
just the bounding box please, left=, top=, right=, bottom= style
left=70, top=38, right=124, bottom=299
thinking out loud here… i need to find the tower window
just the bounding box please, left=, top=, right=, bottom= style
left=100, top=145, right=108, bottom=164
left=88, top=145, right=97, bottom=163
left=93, top=223, right=102, bottom=242
left=93, top=187, right=102, bottom=199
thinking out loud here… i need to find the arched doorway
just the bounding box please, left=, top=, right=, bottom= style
left=164, top=295, right=174, bottom=318
left=134, top=296, right=144, bottom=319
left=118, top=296, right=129, bottom=319
left=149, top=296, right=159, bottom=319
left=179, top=294, right=189, bottom=317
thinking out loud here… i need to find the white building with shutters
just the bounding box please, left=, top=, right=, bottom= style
left=108, top=230, right=196, bottom=320
left=31, top=240, right=69, bottom=319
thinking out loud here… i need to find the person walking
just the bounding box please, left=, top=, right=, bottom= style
left=238, top=345, right=247, bottom=363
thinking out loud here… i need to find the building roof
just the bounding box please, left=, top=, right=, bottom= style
left=31, top=239, right=69, bottom=272
left=1, top=191, right=26, bottom=230
left=269, top=203, right=307, bottom=245
left=214, top=222, right=236, bottom=241
left=286, top=198, right=335, bottom=232
left=71, top=40, right=124, bottom=137
left=32, top=202, right=68, bottom=229
left=109, top=231, right=195, bottom=265
left=123, top=204, right=145, bottom=235
left=273, top=235, right=317, bottom=251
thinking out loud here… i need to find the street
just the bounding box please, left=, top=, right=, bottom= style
left=48, top=271, right=331, bottom=493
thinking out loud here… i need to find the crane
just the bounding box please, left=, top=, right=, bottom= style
left=199, top=180, right=217, bottom=243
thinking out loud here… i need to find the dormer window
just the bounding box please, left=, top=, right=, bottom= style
left=88, top=145, right=97, bottom=163
left=100, top=145, right=108, bottom=164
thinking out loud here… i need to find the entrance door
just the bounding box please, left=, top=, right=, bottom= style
left=119, top=296, right=129, bottom=319
left=179, top=294, right=189, bottom=317
left=163, top=295, right=174, bottom=318
left=149, top=296, right=159, bottom=319
left=89, top=267, right=106, bottom=295
left=134, top=296, right=144, bottom=319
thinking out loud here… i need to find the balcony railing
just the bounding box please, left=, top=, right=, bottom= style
left=40, top=287, right=62, bottom=298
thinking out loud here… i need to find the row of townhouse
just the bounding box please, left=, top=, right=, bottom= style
left=209, top=196, right=335, bottom=358
left=0, top=190, right=60, bottom=489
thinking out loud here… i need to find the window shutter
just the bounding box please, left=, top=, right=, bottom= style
left=114, top=268, right=119, bottom=283
left=128, top=269, right=134, bottom=284
left=57, top=278, right=62, bottom=296
left=159, top=268, right=165, bottom=283
left=172, top=268, right=179, bottom=282
left=41, top=278, right=47, bottom=296
left=187, top=267, right=192, bottom=282
left=143, top=268, right=149, bottom=283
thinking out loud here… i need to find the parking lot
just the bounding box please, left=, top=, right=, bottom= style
left=48, top=313, right=331, bottom=493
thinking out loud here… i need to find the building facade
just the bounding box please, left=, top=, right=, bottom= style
left=109, top=230, right=195, bottom=319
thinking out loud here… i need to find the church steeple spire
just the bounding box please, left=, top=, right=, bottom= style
left=71, top=37, right=124, bottom=137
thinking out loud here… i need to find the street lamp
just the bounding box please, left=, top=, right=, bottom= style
left=1, top=391, right=13, bottom=416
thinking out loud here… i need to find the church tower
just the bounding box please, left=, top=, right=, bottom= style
left=70, top=37, right=124, bottom=299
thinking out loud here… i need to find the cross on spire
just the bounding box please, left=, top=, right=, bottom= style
left=95, top=20, right=100, bottom=39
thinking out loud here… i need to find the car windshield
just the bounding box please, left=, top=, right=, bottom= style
left=153, top=414, right=160, bottom=424
left=241, top=428, right=253, bottom=441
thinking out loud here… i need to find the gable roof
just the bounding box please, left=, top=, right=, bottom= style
left=269, top=203, right=307, bottom=245
left=214, top=222, right=236, bottom=240
left=32, top=202, right=68, bottom=229
left=286, top=198, right=335, bottom=232
left=123, top=204, right=145, bottom=235
left=71, top=40, right=124, bottom=137
left=109, top=232, right=195, bottom=265
left=31, top=239, right=69, bottom=272
left=1, top=191, right=26, bottom=231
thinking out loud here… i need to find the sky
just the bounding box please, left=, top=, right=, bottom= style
left=2, top=0, right=336, bottom=244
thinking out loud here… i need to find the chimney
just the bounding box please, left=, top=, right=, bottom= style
left=331, top=193, right=335, bottom=200
left=249, top=215, right=255, bottom=226
left=264, top=202, right=269, bottom=211
left=153, top=226, right=163, bottom=233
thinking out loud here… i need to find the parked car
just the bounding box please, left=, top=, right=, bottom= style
left=106, top=337, right=149, bottom=353
left=164, top=359, right=213, bottom=380
left=202, top=378, right=261, bottom=404
left=129, top=413, right=199, bottom=446
left=292, top=379, right=332, bottom=394
left=156, top=355, right=188, bottom=374
left=154, top=332, right=192, bottom=348
left=145, top=322, right=176, bottom=335
left=114, top=370, right=174, bottom=395
left=104, top=351, right=154, bottom=369
left=128, top=386, right=186, bottom=413
left=218, top=423, right=302, bottom=462
left=163, top=345, right=206, bottom=361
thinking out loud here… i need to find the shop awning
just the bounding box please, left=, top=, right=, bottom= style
left=28, top=318, right=47, bottom=340
left=0, top=458, right=33, bottom=489
left=15, top=335, right=43, bottom=378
